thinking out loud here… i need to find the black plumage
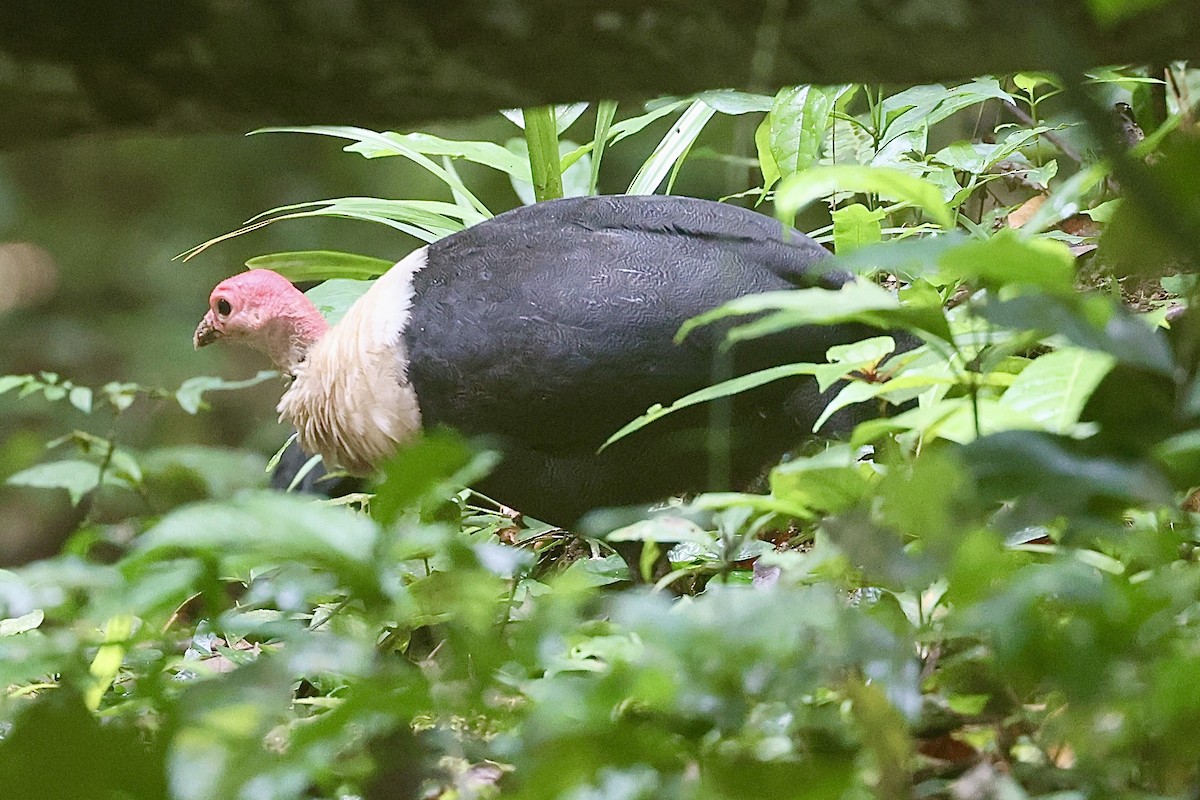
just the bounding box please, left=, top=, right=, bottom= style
left=282, top=195, right=873, bottom=525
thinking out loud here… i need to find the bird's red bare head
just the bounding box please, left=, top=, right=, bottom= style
left=194, top=269, right=329, bottom=370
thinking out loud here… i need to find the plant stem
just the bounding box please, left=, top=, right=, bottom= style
left=523, top=106, right=564, bottom=202
left=589, top=100, right=617, bottom=195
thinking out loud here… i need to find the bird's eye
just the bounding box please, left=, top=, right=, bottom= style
left=216, top=298, right=232, bottom=317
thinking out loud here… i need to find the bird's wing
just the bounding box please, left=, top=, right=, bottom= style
left=403, top=197, right=850, bottom=453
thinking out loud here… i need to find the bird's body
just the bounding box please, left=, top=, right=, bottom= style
left=197, top=195, right=871, bottom=525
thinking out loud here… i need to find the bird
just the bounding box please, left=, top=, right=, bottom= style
left=194, top=194, right=876, bottom=526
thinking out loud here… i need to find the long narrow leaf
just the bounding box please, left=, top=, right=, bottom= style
left=560, top=99, right=690, bottom=171
left=244, top=251, right=394, bottom=282
left=181, top=198, right=471, bottom=260
left=628, top=99, right=716, bottom=195
left=588, top=100, right=618, bottom=195
left=343, top=131, right=529, bottom=178
left=252, top=126, right=492, bottom=217
left=601, top=362, right=821, bottom=450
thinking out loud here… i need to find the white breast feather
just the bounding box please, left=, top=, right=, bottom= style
left=278, top=247, right=429, bottom=474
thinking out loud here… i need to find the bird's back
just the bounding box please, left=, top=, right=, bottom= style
left=401, top=195, right=869, bottom=524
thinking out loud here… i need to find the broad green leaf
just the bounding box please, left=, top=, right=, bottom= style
left=755, top=116, right=780, bottom=192
left=372, top=430, right=499, bottom=528
left=812, top=336, right=897, bottom=392
left=770, top=447, right=871, bottom=513
left=140, top=446, right=269, bottom=497
left=606, top=516, right=716, bottom=545
left=175, top=370, right=277, bottom=415
left=305, top=279, right=373, bottom=326
left=965, top=430, right=1173, bottom=514
left=831, top=203, right=885, bottom=255
left=774, top=165, right=954, bottom=229
left=1013, top=73, right=1060, bottom=93
left=628, top=99, right=717, bottom=195
left=602, top=362, right=821, bottom=450
left=679, top=279, right=951, bottom=344
left=938, top=230, right=1075, bottom=293
left=245, top=251, right=393, bottom=281
left=135, top=492, right=379, bottom=579
left=981, top=294, right=1174, bottom=374
left=7, top=460, right=134, bottom=505
left=999, top=348, right=1117, bottom=433
left=880, top=80, right=1015, bottom=146
left=0, top=374, right=30, bottom=395
left=766, top=85, right=850, bottom=185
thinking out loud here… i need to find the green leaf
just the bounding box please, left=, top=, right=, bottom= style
left=880, top=79, right=1015, bottom=146
left=67, top=386, right=92, bottom=414
left=135, top=492, right=380, bottom=583
left=345, top=130, right=530, bottom=178
left=587, top=100, right=618, bottom=195
left=252, top=126, right=491, bottom=217
left=770, top=447, right=871, bottom=513
left=372, top=430, right=499, bottom=528
left=182, top=198, right=475, bottom=261
left=755, top=116, right=780, bottom=193
left=831, top=203, right=885, bottom=255
left=606, top=516, right=717, bottom=546
left=678, top=279, right=951, bottom=344
left=938, top=230, right=1076, bottom=293
left=85, top=614, right=133, bottom=711
left=602, top=362, right=821, bottom=450
left=628, top=99, right=717, bottom=195
left=999, top=348, right=1117, bottom=434
left=305, top=279, right=373, bottom=326
left=696, top=89, right=773, bottom=115
left=175, top=370, right=277, bottom=415
left=774, top=165, right=954, bottom=229
left=244, top=251, right=393, bottom=281
left=766, top=85, right=850, bottom=183
left=982, top=294, right=1174, bottom=374
left=559, top=99, right=691, bottom=171
left=0, top=374, right=31, bottom=395
left=7, top=460, right=133, bottom=505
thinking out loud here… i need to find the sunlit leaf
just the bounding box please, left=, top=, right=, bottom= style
left=774, top=165, right=955, bottom=229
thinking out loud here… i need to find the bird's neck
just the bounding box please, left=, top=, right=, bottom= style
left=269, top=301, right=330, bottom=377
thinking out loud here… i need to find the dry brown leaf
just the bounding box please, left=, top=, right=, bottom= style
left=1007, top=195, right=1047, bottom=229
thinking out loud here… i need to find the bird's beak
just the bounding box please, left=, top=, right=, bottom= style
left=193, top=313, right=221, bottom=349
